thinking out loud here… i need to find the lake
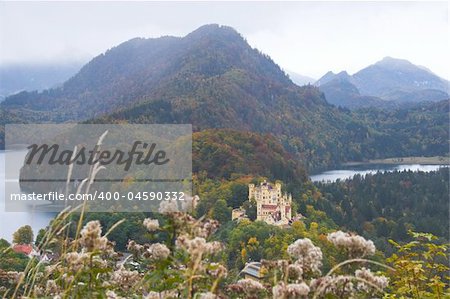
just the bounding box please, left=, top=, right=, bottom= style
left=0, top=150, right=447, bottom=241
left=0, top=150, right=55, bottom=242
left=310, top=164, right=447, bottom=183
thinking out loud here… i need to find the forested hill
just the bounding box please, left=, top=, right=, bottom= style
left=1, top=24, right=292, bottom=119
left=1, top=24, right=361, bottom=169
left=1, top=25, right=448, bottom=170
left=192, top=129, right=307, bottom=184
left=313, top=168, right=449, bottom=254
left=352, top=100, right=449, bottom=158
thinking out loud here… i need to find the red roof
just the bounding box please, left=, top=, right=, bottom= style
left=13, top=244, right=33, bottom=255
left=261, top=204, right=278, bottom=210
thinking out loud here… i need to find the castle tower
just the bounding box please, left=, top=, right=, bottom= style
left=248, top=180, right=292, bottom=225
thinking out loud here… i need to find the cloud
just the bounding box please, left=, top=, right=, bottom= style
left=0, top=2, right=448, bottom=79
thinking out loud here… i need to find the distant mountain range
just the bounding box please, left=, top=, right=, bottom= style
left=286, top=71, right=315, bottom=86
left=316, top=57, right=449, bottom=109
left=0, top=63, right=82, bottom=101
left=1, top=25, right=448, bottom=171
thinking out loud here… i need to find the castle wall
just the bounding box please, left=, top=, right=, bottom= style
left=248, top=180, right=292, bottom=226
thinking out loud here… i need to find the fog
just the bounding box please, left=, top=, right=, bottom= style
left=0, top=1, right=448, bottom=79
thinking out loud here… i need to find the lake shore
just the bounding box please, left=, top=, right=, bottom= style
left=343, top=156, right=449, bottom=166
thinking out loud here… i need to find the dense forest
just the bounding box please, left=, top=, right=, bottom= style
left=352, top=100, right=449, bottom=157
left=312, top=168, right=449, bottom=254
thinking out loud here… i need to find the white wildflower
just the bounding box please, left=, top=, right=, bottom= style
left=144, top=291, right=162, bottom=299
left=287, top=238, right=323, bottom=274
left=144, top=243, right=171, bottom=261
left=106, top=290, right=125, bottom=299
left=310, top=275, right=354, bottom=297
left=197, top=292, right=219, bottom=299
left=207, top=263, right=228, bottom=278
left=45, top=279, right=59, bottom=295
left=355, top=267, right=389, bottom=292
left=230, top=278, right=265, bottom=296
left=65, top=252, right=89, bottom=272
left=176, top=235, right=223, bottom=257
left=79, top=220, right=108, bottom=251
left=327, top=231, right=376, bottom=257
left=111, top=267, right=141, bottom=291
left=273, top=282, right=310, bottom=298
left=158, top=200, right=179, bottom=214
left=287, top=262, right=304, bottom=279
left=143, top=218, right=159, bottom=231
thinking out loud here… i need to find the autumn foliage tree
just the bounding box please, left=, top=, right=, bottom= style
left=12, top=225, right=33, bottom=245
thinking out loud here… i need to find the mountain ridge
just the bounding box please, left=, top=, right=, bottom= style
left=1, top=25, right=448, bottom=171
left=315, top=57, right=449, bottom=109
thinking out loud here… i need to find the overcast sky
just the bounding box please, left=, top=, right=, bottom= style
left=0, top=1, right=448, bottom=79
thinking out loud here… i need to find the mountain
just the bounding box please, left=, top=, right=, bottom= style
left=0, top=63, right=82, bottom=101
left=316, top=57, right=449, bottom=109
left=2, top=25, right=293, bottom=120
left=317, top=74, right=390, bottom=110
left=286, top=71, right=315, bottom=86
left=1, top=25, right=448, bottom=170
left=1, top=24, right=363, bottom=170
left=192, top=129, right=307, bottom=183
left=354, top=57, right=449, bottom=97
left=353, top=100, right=449, bottom=158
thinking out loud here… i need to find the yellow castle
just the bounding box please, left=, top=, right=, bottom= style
left=249, top=180, right=292, bottom=225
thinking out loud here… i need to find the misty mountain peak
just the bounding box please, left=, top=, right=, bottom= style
left=375, top=56, right=416, bottom=69
left=185, top=24, right=243, bottom=41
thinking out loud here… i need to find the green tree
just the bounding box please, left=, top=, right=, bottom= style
left=0, top=238, right=29, bottom=271
left=385, top=231, right=449, bottom=298
left=212, top=199, right=231, bottom=224
left=35, top=228, right=46, bottom=247
left=13, top=225, right=34, bottom=244
left=242, top=199, right=257, bottom=221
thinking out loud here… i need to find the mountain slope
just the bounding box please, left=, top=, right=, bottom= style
left=354, top=57, right=449, bottom=97
left=3, top=24, right=368, bottom=170
left=315, top=57, right=449, bottom=109
left=2, top=25, right=448, bottom=170
left=192, top=129, right=307, bottom=183
left=2, top=25, right=291, bottom=120
left=287, top=71, right=315, bottom=86
left=0, top=63, right=82, bottom=101
left=318, top=75, right=389, bottom=109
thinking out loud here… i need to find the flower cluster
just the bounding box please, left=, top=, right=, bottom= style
left=169, top=212, right=220, bottom=239
left=228, top=278, right=266, bottom=297
left=175, top=235, right=222, bottom=258
left=45, top=279, right=60, bottom=296
left=111, top=267, right=141, bottom=291
left=143, top=218, right=160, bottom=232
left=355, top=267, right=389, bottom=292
left=143, top=290, right=178, bottom=298
left=272, top=282, right=310, bottom=298
left=196, top=292, right=219, bottom=299
left=310, top=275, right=355, bottom=297
left=158, top=200, right=179, bottom=214
left=144, top=243, right=171, bottom=261
left=287, top=238, right=323, bottom=275
left=127, top=240, right=170, bottom=261
left=206, top=262, right=228, bottom=279
left=327, top=231, right=376, bottom=258
left=79, top=220, right=109, bottom=252
left=65, top=251, right=90, bottom=272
